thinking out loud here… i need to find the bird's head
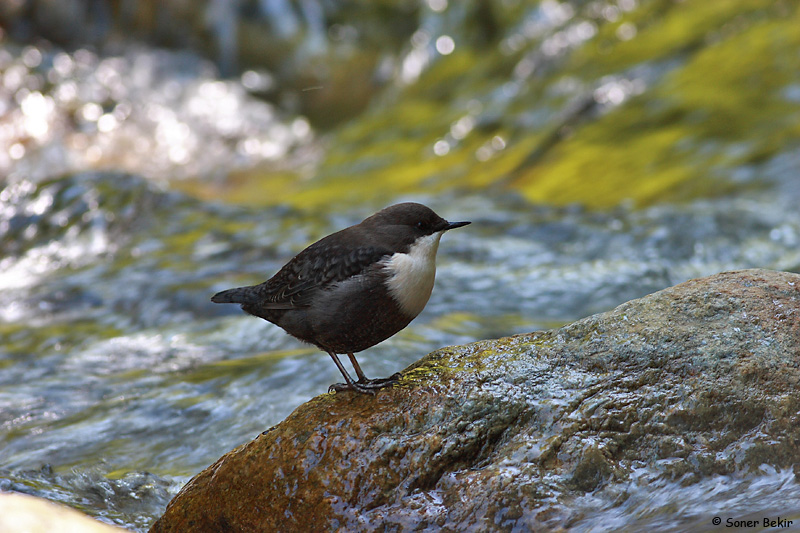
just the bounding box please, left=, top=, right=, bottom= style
left=362, top=202, right=470, bottom=250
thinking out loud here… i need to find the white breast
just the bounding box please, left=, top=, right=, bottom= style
left=381, top=231, right=443, bottom=317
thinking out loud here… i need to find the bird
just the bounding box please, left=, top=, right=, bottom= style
left=211, top=202, right=470, bottom=394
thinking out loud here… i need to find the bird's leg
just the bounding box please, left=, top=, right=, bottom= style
left=347, top=352, right=369, bottom=382
left=327, top=352, right=380, bottom=395
left=347, top=352, right=402, bottom=388
left=326, top=351, right=364, bottom=392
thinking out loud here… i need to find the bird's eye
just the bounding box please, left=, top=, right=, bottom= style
left=416, top=221, right=426, bottom=230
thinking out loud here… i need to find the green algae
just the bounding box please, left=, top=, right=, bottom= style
left=509, top=1, right=800, bottom=207
left=0, top=321, right=124, bottom=359
left=179, top=349, right=311, bottom=384
left=400, top=333, right=548, bottom=385
left=569, top=0, right=784, bottom=76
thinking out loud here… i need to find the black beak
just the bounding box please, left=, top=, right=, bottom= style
left=445, top=220, right=471, bottom=231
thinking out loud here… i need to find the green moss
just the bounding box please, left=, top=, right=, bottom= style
left=180, top=1, right=800, bottom=211
left=569, top=0, right=782, bottom=77
left=510, top=3, right=800, bottom=208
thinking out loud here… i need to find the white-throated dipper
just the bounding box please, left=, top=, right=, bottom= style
left=211, top=202, right=470, bottom=394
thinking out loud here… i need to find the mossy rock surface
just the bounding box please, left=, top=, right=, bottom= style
left=151, top=269, right=800, bottom=532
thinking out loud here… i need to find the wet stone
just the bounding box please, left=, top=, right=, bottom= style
left=0, top=492, right=127, bottom=532
left=150, top=269, right=800, bottom=531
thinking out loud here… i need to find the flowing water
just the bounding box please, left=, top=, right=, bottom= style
left=2, top=1, right=800, bottom=530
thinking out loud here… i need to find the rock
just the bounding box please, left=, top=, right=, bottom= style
left=150, top=269, right=800, bottom=532
left=0, top=492, right=128, bottom=532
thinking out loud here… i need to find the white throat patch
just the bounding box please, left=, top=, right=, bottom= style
left=381, top=231, right=443, bottom=317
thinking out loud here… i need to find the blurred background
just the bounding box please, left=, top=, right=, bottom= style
left=1, top=0, right=799, bottom=530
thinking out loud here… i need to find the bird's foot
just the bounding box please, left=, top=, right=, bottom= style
left=329, top=373, right=402, bottom=394
left=358, top=372, right=402, bottom=386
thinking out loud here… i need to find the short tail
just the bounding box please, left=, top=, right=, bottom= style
left=210, top=286, right=259, bottom=304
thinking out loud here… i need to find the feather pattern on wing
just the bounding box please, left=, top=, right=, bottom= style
left=250, top=239, right=392, bottom=309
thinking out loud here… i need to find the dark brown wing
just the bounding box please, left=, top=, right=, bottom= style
left=251, top=239, right=391, bottom=309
